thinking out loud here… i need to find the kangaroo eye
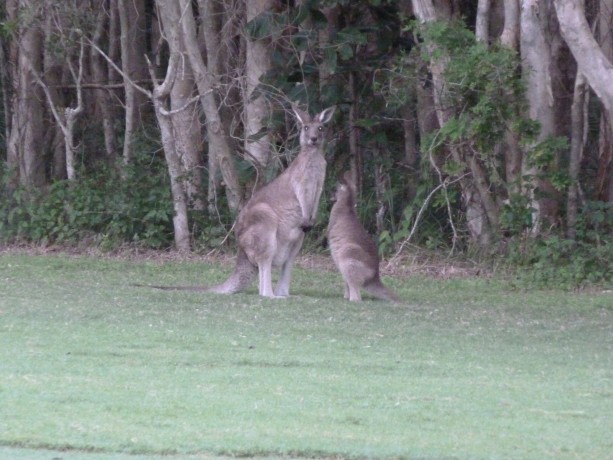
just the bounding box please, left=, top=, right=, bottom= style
left=304, top=126, right=309, bottom=131
left=318, top=126, right=323, bottom=131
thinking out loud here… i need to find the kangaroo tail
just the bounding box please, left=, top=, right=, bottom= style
left=207, top=248, right=257, bottom=294
left=132, top=284, right=210, bottom=291
left=133, top=249, right=256, bottom=294
left=364, top=277, right=400, bottom=302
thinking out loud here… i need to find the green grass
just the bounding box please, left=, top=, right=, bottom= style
left=0, top=252, right=612, bottom=459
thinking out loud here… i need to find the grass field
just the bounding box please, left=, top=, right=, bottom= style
left=0, top=252, right=612, bottom=459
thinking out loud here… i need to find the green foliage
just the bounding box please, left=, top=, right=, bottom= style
left=0, top=153, right=175, bottom=249
left=500, top=193, right=533, bottom=234
left=506, top=201, right=613, bottom=288
left=525, top=136, right=571, bottom=191
left=412, top=20, right=527, bottom=158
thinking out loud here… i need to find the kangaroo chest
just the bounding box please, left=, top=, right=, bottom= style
left=291, top=153, right=326, bottom=215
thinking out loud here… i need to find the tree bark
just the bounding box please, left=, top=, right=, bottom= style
left=151, top=0, right=192, bottom=251
left=244, top=0, right=273, bottom=173
left=567, top=72, right=587, bottom=239
left=91, top=5, right=118, bottom=162
left=118, top=0, right=136, bottom=166
left=413, top=0, right=495, bottom=247
left=521, top=0, right=558, bottom=233
left=6, top=0, right=46, bottom=188
left=158, top=3, right=205, bottom=211
left=476, top=0, right=492, bottom=43
left=497, top=0, right=522, bottom=196
left=0, top=32, right=11, bottom=149
left=33, top=35, right=85, bottom=182
left=595, top=0, right=613, bottom=202
left=178, top=0, right=243, bottom=214
left=500, top=0, right=520, bottom=48
left=197, top=0, right=223, bottom=215
left=554, top=0, right=613, bottom=113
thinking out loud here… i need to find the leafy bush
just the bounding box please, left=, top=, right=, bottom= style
left=0, top=153, right=175, bottom=249
left=506, top=201, right=613, bottom=288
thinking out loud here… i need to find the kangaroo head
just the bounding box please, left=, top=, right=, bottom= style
left=292, top=105, right=336, bottom=149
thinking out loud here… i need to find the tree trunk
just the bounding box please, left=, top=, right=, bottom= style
left=0, top=33, right=11, bottom=149
left=554, top=0, right=613, bottom=112
left=402, top=104, right=419, bottom=203
left=42, top=8, right=66, bottom=181
left=91, top=5, right=118, bottom=162
left=596, top=0, right=613, bottom=202
left=500, top=0, right=520, bottom=49
left=244, top=0, right=273, bottom=173
left=348, top=72, right=362, bottom=191
left=520, top=0, right=559, bottom=234
left=6, top=0, right=46, bottom=188
left=151, top=0, right=192, bottom=251
left=567, top=72, right=587, bottom=239
left=197, top=0, right=223, bottom=215
left=156, top=1, right=205, bottom=211
left=496, top=0, right=522, bottom=196
left=178, top=0, right=243, bottom=214
left=118, top=0, right=136, bottom=166
left=476, top=0, right=492, bottom=43
left=412, top=0, right=495, bottom=247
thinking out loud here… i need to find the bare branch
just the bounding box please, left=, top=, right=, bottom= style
left=86, top=37, right=152, bottom=98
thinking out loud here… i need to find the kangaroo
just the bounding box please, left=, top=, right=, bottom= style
left=142, top=106, right=334, bottom=297
left=146, top=105, right=334, bottom=299
left=327, top=171, right=399, bottom=302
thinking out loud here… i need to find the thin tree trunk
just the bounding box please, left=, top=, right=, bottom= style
left=521, top=0, right=558, bottom=234
left=567, top=72, right=587, bottom=239
left=118, top=0, right=136, bottom=166
left=596, top=0, right=613, bottom=202
left=497, top=0, right=522, bottom=195
left=197, top=0, right=223, bottom=215
left=91, top=5, right=118, bottom=162
left=151, top=0, right=191, bottom=251
left=29, top=34, right=84, bottom=182
left=476, top=0, right=491, bottom=43
left=43, top=6, right=67, bottom=180
left=162, top=5, right=205, bottom=211
left=500, top=0, right=520, bottom=49
left=554, top=0, right=613, bottom=112
left=348, top=71, right=362, bottom=191
left=374, top=163, right=389, bottom=236
left=7, top=0, right=46, bottom=188
left=244, top=0, right=273, bottom=173
left=178, top=0, right=243, bottom=214
left=402, top=104, right=419, bottom=203
left=0, top=34, right=11, bottom=147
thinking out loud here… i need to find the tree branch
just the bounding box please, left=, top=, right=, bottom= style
left=86, top=37, right=152, bottom=99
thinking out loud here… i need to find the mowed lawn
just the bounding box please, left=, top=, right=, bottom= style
left=0, top=252, right=611, bottom=459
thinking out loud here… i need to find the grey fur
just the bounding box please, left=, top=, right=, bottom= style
left=210, top=105, right=336, bottom=297
left=327, top=171, right=400, bottom=302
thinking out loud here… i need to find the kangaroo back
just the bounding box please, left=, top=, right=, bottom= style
left=328, top=171, right=400, bottom=302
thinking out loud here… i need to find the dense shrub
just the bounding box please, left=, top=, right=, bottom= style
left=505, top=201, right=613, bottom=288
left=0, top=153, right=175, bottom=249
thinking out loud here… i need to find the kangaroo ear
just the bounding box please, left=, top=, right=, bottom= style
left=292, top=104, right=310, bottom=125
left=317, top=106, right=336, bottom=124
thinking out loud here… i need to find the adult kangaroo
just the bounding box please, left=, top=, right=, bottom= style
left=327, top=171, right=399, bottom=302
left=211, top=105, right=335, bottom=298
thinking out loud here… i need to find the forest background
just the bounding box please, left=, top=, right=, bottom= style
left=1, top=0, right=612, bottom=287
